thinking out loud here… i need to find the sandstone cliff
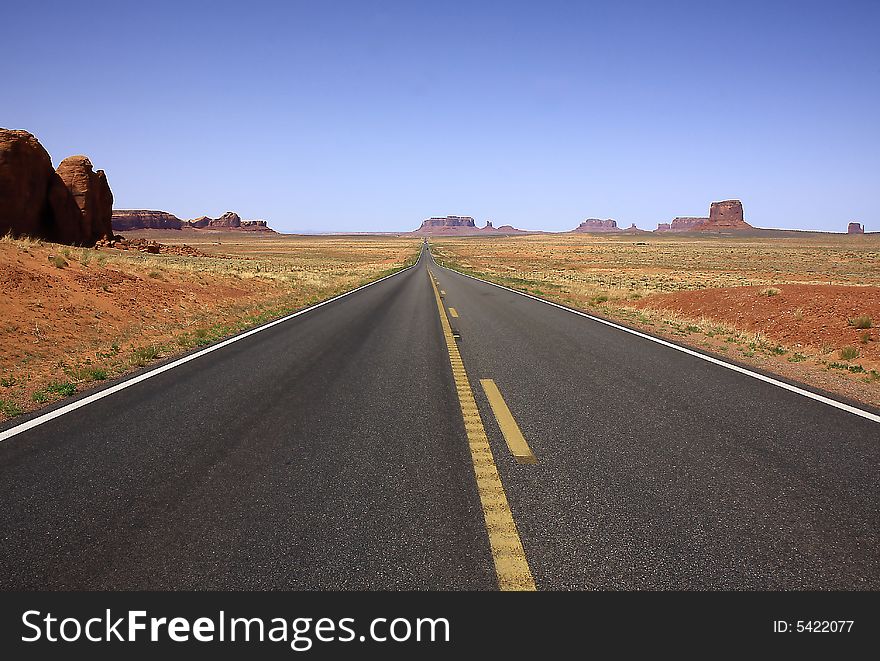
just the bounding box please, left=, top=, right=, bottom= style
left=112, top=210, right=184, bottom=231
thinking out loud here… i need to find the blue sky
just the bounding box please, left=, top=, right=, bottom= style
left=3, top=0, right=878, bottom=232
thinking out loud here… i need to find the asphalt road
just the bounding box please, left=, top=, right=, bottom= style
left=1, top=245, right=877, bottom=590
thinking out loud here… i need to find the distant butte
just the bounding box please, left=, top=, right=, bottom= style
left=111, top=209, right=275, bottom=232
left=654, top=200, right=752, bottom=233
left=411, top=216, right=526, bottom=235
left=572, top=218, right=621, bottom=233
left=848, top=222, right=865, bottom=234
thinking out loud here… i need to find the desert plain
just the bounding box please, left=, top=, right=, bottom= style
left=3, top=228, right=879, bottom=421
left=432, top=232, right=880, bottom=407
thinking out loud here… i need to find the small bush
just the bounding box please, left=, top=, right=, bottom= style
left=85, top=368, right=107, bottom=381
left=0, top=399, right=23, bottom=417
left=839, top=346, right=860, bottom=361
left=31, top=390, right=48, bottom=403
left=760, top=287, right=781, bottom=297
left=148, top=270, right=162, bottom=279
left=861, top=332, right=872, bottom=345
left=46, top=382, right=77, bottom=397
left=131, top=345, right=161, bottom=367
left=0, top=376, right=16, bottom=387
left=848, top=315, right=872, bottom=329
left=788, top=353, right=808, bottom=363
left=51, top=255, right=68, bottom=269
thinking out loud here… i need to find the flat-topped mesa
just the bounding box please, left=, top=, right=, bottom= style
left=656, top=217, right=708, bottom=232
left=572, top=218, right=619, bottom=233
left=112, top=210, right=183, bottom=231
left=412, top=215, right=479, bottom=235
left=848, top=222, right=865, bottom=234
left=421, top=215, right=477, bottom=229
left=698, top=199, right=751, bottom=230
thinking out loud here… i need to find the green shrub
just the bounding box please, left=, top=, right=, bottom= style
left=0, top=399, right=23, bottom=417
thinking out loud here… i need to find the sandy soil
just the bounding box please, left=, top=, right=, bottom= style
left=630, top=284, right=879, bottom=368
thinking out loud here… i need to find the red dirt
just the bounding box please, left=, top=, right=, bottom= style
left=0, top=241, right=280, bottom=418
left=631, top=284, right=880, bottom=368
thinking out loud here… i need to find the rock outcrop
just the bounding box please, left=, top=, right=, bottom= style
left=0, top=129, right=53, bottom=239
left=55, top=156, right=113, bottom=242
left=208, top=211, right=241, bottom=228
left=412, top=216, right=526, bottom=235
left=848, top=222, right=865, bottom=234
left=572, top=218, right=619, bottom=233
left=184, top=213, right=275, bottom=231
left=655, top=201, right=752, bottom=232
left=656, top=217, right=707, bottom=232
left=0, top=129, right=113, bottom=245
left=702, top=199, right=749, bottom=229
left=113, top=210, right=275, bottom=232
left=112, top=210, right=184, bottom=231
left=412, top=216, right=477, bottom=235
left=240, top=219, right=271, bottom=230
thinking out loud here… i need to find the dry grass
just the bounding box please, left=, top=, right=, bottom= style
left=432, top=232, right=880, bottom=406
left=0, top=232, right=420, bottom=420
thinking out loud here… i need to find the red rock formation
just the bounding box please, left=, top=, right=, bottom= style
left=412, top=216, right=527, bottom=235
left=656, top=202, right=752, bottom=233
left=0, top=129, right=54, bottom=238
left=1, top=129, right=114, bottom=245
left=572, top=218, right=619, bottom=233
left=112, top=210, right=184, bottom=231
left=412, top=216, right=478, bottom=235
left=55, top=156, right=114, bottom=242
left=697, top=199, right=751, bottom=230
left=848, top=222, right=865, bottom=234
left=239, top=220, right=273, bottom=231
left=656, top=217, right=707, bottom=232
left=209, top=211, right=242, bottom=228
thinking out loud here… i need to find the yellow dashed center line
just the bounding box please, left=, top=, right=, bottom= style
left=449, top=307, right=459, bottom=318
left=428, top=270, right=535, bottom=591
left=480, top=379, right=537, bottom=464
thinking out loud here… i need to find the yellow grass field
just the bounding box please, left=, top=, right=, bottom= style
left=432, top=232, right=880, bottom=407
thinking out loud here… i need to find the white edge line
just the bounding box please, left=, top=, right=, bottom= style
left=431, top=255, right=880, bottom=425
left=0, top=253, right=424, bottom=443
